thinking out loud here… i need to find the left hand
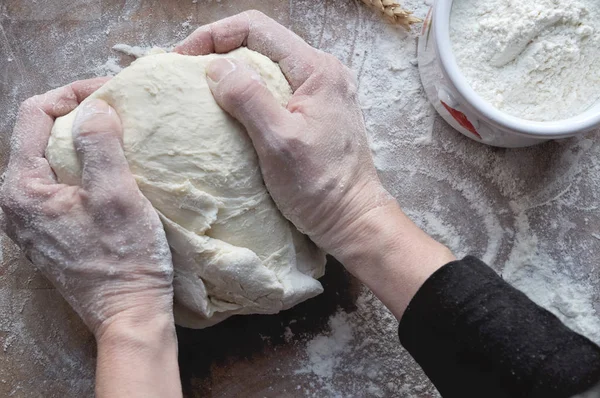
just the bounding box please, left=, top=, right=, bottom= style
left=0, top=79, right=175, bottom=338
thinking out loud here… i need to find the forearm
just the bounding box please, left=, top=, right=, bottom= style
left=399, top=257, right=600, bottom=397
left=332, top=201, right=455, bottom=320
left=95, top=312, right=182, bottom=398
left=335, top=202, right=600, bottom=397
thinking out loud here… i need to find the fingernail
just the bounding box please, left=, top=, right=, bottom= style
left=73, top=99, right=111, bottom=133
left=206, top=58, right=236, bottom=83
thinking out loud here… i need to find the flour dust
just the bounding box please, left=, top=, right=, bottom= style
left=1, top=0, right=599, bottom=397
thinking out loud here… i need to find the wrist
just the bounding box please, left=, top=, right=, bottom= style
left=93, top=284, right=176, bottom=343
left=334, top=202, right=453, bottom=265
left=95, top=309, right=177, bottom=350
left=316, top=181, right=396, bottom=256
left=85, top=277, right=174, bottom=337
left=332, top=201, right=455, bottom=319
left=95, top=306, right=182, bottom=398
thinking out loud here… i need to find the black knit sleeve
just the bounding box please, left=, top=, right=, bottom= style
left=398, top=256, right=600, bottom=398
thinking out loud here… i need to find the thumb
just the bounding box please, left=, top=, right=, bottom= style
left=206, top=58, right=291, bottom=143
left=72, top=99, right=133, bottom=192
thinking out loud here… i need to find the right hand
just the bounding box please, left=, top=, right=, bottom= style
left=174, top=11, right=394, bottom=257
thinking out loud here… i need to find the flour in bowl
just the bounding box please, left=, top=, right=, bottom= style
left=450, top=0, right=600, bottom=121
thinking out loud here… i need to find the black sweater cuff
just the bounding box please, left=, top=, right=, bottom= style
left=398, top=256, right=600, bottom=398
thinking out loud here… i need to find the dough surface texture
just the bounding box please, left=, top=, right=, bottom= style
left=46, top=48, right=327, bottom=328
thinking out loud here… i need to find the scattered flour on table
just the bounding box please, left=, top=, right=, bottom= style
left=292, top=291, right=432, bottom=397
left=451, top=0, right=600, bottom=121
left=298, top=312, right=354, bottom=379
left=1, top=0, right=600, bottom=396
left=94, top=57, right=122, bottom=76
left=111, top=43, right=151, bottom=58
left=94, top=44, right=167, bottom=76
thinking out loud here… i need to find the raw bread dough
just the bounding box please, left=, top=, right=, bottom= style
left=46, top=48, right=327, bottom=328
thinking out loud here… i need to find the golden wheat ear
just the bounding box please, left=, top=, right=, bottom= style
left=360, top=0, right=422, bottom=30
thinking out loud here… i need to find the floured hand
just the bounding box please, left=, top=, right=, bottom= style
left=0, top=80, right=174, bottom=338
left=175, top=11, right=394, bottom=258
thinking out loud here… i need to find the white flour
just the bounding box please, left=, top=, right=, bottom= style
left=298, top=312, right=354, bottom=379
left=1, top=0, right=600, bottom=396
left=450, top=0, right=600, bottom=121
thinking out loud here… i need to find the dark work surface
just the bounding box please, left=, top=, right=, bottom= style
left=176, top=256, right=362, bottom=397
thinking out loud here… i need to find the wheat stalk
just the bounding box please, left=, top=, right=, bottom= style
left=360, top=0, right=422, bottom=29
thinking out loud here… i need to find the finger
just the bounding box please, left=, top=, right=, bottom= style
left=9, top=101, right=56, bottom=176
left=72, top=99, right=135, bottom=192
left=68, top=77, right=111, bottom=107
left=8, top=77, right=111, bottom=176
left=175, top=10, right=320, bottom=90
left=32, top=77, right=110, bottom=119
left=206, top=58, right=293, bottom=144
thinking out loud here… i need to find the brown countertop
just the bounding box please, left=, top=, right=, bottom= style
left=1, top=1, right=599, bottom=397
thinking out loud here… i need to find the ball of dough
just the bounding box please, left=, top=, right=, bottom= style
left=46, top=48, right=326, bottom=328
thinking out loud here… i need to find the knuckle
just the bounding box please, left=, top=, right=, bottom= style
left=245, top=9, right=267, bottom=20
left=316, top=54, right=358, bottom=98
left=19, top=96, right=39, bottom=113
left=324, top=52, right=342, bottom=66
left=329, top=59, right=358, bottom=95
left=40, top=186, right=79, bottom=218
left=111, top=195, right=136, bottom=213
left=0, top=177, right=50, bottom=216
left=268, top=134, right=308, bottom=160
left=90, top=186, right=138, bottom=215
left=222, top=78, right=262, bottom=107
left=104, top=189, right=131, bottom=208
left=321, top=53, right=346, bottom=73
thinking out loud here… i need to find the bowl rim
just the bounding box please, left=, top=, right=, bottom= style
left=433, top=0, right=600, bottom=138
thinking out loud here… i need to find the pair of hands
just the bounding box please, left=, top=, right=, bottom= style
left=0, top=11, right=392, bottom=337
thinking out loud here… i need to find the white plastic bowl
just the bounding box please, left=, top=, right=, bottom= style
left=417, top=0, right=600, bottom=148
